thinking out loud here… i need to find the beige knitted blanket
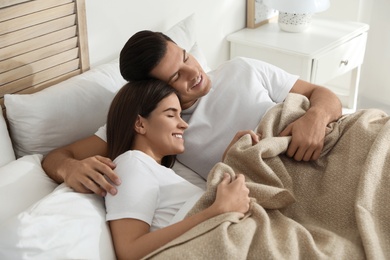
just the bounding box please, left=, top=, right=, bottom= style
left=145, top=93, right=390, bottom=260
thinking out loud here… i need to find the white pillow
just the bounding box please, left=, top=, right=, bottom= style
left=165, top=14, right=211, bottom=72
left=165, top=14, right=197, bottom=53
left=5, top=59, right=126, bottom=158
left=0, top=111, right=15, bottom=167
left=189, top=42, right=211, bottom=72
left=0, top=183, right=115, bottom=260
left=0, top=154, right=57, bottom=223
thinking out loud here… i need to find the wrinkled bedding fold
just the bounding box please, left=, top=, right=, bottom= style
left=145, top=93, right=390, bottom=260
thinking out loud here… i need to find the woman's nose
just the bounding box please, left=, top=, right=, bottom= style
left=179, top=118, right=188, bottom=129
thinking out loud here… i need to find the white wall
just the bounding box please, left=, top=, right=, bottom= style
left=318, top=0, right=390, bottom=113
left=84, top=0, right=246, bottom=70
left=357, top=0, right=390, bottom=113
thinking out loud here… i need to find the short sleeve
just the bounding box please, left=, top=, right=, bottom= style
left=95, top=124, right=107, bottom=142
left=105, top=153, right=159, bottom=225
left=247, top=57, right=299, bottom=103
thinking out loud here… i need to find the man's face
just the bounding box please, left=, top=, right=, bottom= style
left=150, top=41, right=211, bottom=110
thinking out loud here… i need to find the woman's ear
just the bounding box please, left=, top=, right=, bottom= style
left=134, top=115, right=146, bottom=134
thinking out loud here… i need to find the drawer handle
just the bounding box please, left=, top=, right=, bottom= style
left=341, top=60, right=349, bottom=66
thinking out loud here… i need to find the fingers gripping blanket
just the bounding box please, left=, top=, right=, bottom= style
left=145, top=93, right=390, bottom=260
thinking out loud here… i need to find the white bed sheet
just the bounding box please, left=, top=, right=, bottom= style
left=0, top=183, right=115, bottom=260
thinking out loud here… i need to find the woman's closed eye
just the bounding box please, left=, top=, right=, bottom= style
left=164, top=108, right=181, bottom=118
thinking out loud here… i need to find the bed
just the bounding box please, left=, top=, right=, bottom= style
left=1, top=0, right=390, bottom=259
left=0, top=0, right=207, bottom=258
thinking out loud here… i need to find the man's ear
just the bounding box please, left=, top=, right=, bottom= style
left=134, top=115, right=146, bottom=134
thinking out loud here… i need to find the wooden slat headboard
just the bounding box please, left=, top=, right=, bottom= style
left=0, top=0, right=90, bottom=115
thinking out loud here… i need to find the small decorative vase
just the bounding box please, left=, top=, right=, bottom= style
left=278, top=12, right=313, bottom=33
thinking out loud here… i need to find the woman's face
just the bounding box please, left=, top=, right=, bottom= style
left=150, top=41, right=211, bottom=110
left=137, top=93, right=188, bottom=163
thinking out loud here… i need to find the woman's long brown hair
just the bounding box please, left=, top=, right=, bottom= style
left=106, top=79, right=178, bottom=168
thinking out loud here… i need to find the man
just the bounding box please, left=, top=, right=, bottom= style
left=42, top=31, right=342, bottom=196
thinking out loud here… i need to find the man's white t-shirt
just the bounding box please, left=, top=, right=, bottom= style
left=96, top=57, right=299, bottom=179
left=176, top=57, right=298, bottom=178
left=105, top=150, right=204, bottom=231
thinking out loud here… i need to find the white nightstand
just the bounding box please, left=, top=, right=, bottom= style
left=227, top=19, right=369, bottom=113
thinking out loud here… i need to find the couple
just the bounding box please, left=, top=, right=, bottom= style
left=42, top=30, right=342, bottom=258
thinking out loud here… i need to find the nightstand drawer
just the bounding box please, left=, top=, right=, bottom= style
left=312, top=32, right=367, bottom=84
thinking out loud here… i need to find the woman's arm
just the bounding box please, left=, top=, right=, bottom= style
left=110, top=173, right=250, bottom=260
left=42, top=135, right=121, bottom=196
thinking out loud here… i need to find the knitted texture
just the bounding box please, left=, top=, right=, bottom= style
left=145, top=93, right=390, bottom=260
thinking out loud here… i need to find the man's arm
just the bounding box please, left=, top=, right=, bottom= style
left=42, top=135, right=121, bottom=196
left=280, top=79, right=342, bottom=161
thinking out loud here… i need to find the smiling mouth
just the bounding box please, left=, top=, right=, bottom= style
left=173, top=134, right=183, bottom=139
left=191, top=75, right=202, bottom=89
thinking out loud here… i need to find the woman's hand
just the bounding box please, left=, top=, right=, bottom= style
left=211, top=173, right=250, bottom=216
left=222, top=130, right=260, bottom=161
left=110, top=172, right=250, bottom=260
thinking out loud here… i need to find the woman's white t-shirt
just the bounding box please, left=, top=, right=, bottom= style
left=105, top=150, right=204, bottom=231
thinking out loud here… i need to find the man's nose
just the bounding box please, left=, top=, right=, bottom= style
left=183, top=64, right=198, bottom=79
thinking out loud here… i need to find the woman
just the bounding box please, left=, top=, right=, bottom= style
left=105, top=79, right=251, bottom=260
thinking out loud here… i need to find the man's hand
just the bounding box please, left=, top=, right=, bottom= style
left=60, top=155, right=120, bottom=197
left=279, top=111, right=327, bottom=161
left=286, top=79, right=342, bottom=161
left=42, top=135, right=122, bottom=197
